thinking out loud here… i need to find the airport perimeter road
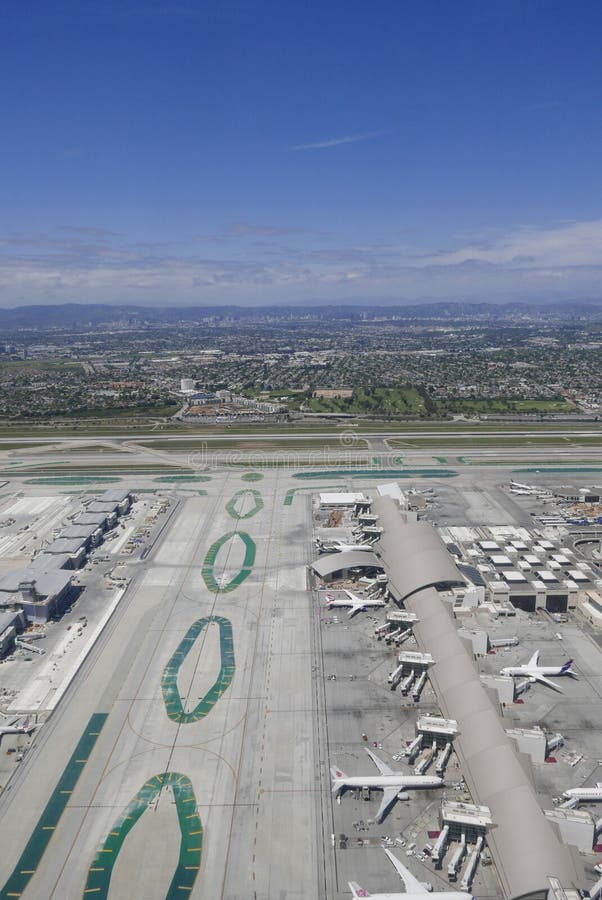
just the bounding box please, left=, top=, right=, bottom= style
left=0, top=474, right=320, bottom=899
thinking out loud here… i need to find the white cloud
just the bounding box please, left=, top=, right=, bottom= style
left=290, top=130, right=386, bottom=151
left=1, top=219, right=602, bottom=305
left=418, top=219, right=602, bottom=269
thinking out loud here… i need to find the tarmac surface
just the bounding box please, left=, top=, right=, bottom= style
left=0, top=454, right=601, bottom=898
left=0, top=473, right=319, bottom=899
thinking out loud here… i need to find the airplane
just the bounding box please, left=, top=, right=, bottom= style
left=0, top=717, right=36, bottom=741
left=562, top=783, right=602, bottom=803
left=500, top=650, right=577, bottom=692
left=510, top=480, right=535, bottom=491
left=331, top=748, right=442, bottom=822
left=325, top=589, right=386, bottom=618
left=349, top=848, right=474, bottom=900
left=316, top=538, right=374, bottom=553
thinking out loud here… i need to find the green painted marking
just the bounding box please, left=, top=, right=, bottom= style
left=456, top=456, right=466, bottom=464
left=394, top=456, right=404, bottom=465
left=25, top=476, right=121, bottom=485
left=225, top=489, right=263, bottom=520
left=154, top=475, right=212, bottom=483
left=83, top=772, right=201, bottom=899
left=283, top=484, right=345, bottom=506
left=201, top=531, right=256, bottom=593
left=292, top=469, right=458, bottom=479
left=241, top=472, right=263, bottom=482
left=514, top=467, right=602, bottom=473
left=433, top=456, right=447, bottom=464
left=162, top=616, right=235, bottom=723
left=0, top=713, right=108, bottom=900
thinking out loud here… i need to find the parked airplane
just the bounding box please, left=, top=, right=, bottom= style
left=562, top=783, right=602, bottom=802
left=0, top=717, right=36, bottom=741
left=331, top=748, right=442, bottom=822
left=510, top=480, right=535, bottom=491
left=500, top=650, right=577, bottom=692
left=349, top=848, right=474, bottom=900
left=316, top=538, right=374, bottom=553
left=325, top=589, right=386, bottom=618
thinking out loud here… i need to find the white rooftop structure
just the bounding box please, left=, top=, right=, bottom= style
left=479, top=541, right=500, bottom=551
left=490, top=554, right=512, bottom=566
left=318, top=492, right=368, bottom=507
left=416, top=715, right=459, bottom=738
left=441, top=800, right=493, bottom=829
left=386, top=610, right=419, bottom=624
left=537, top=570, right=558, bottom=582
left=376, top=482, right=406, bottom=503
left=503, top=570, right=527, bottom=583
left=397, top=650, right=434, bottom=666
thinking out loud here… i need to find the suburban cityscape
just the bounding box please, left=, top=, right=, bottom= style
left=0, top=302, right=601, bottom=427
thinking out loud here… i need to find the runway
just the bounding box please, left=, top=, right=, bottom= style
left=0, top=473, right=320, bottom=899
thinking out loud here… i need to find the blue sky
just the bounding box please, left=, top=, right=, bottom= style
left=2, top=0, right=602, bottom=306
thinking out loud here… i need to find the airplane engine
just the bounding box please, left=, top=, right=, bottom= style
left=397, top=791, right=410, bottom=801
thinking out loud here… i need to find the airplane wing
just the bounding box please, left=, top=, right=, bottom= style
left=365, top=748, right=394, bottom=776
left=531, top=673, right=563, bottom=692
left=348, top=883, right=371, bottom=898
left=347, top=603, right=363, bottom=618
left=375, top=787, right=400, bottom=822
left=344, top=589, right=364, bottom=604
left=527, top=650, right=540, bottom=667
left=384, top=848, right=429, bottom=893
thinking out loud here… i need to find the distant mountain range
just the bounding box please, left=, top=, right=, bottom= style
left=0, top=300, right=601, bottom=328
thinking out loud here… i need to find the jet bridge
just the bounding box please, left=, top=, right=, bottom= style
left=386, top=609, right=418, bottom=625
left=440, top=800, right=492, bottom=843
left=397, top=650, right=433, bottom=670
left=416, top=715, right=459, bottom=749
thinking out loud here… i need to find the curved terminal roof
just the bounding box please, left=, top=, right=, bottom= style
left=371, top=496, right=465, bottom=600
left=310, top=550, right=382, bottom=579
left=373, top=496, right=584, bottom=897
left=414, top=586, right=584, bottom=896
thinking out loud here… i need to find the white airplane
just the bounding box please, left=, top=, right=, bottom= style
left=0, top=717, right=36, bottom=741
left=331, top=748, right=443, bottom=822
left=500, top=650, right=577, bottom=692
left=325, top=589, right=386, bottom=618
left=510, top=480, right=535, bottom=491
left=316, top=538, right=374, bottom=553
left=562, top=783, right=602, bottom=802
left=349, top=848, right=475, bottom=900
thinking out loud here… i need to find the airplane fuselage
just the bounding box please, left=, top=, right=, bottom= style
left=353, top=893, right=472, bottom=900
left=327, top=598, right=385, bottom=609
left=501, top=665, right=571, bottom=677
left=563, top=788, right=602, bottom=801
left=335, top=774, right=442, bottom=791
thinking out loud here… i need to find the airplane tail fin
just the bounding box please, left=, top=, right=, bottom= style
left=561, top=659, right=576, bottom=675
left=348, top=882, right=370, bottom=898
left=330, top=766, right=347, bottom=793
